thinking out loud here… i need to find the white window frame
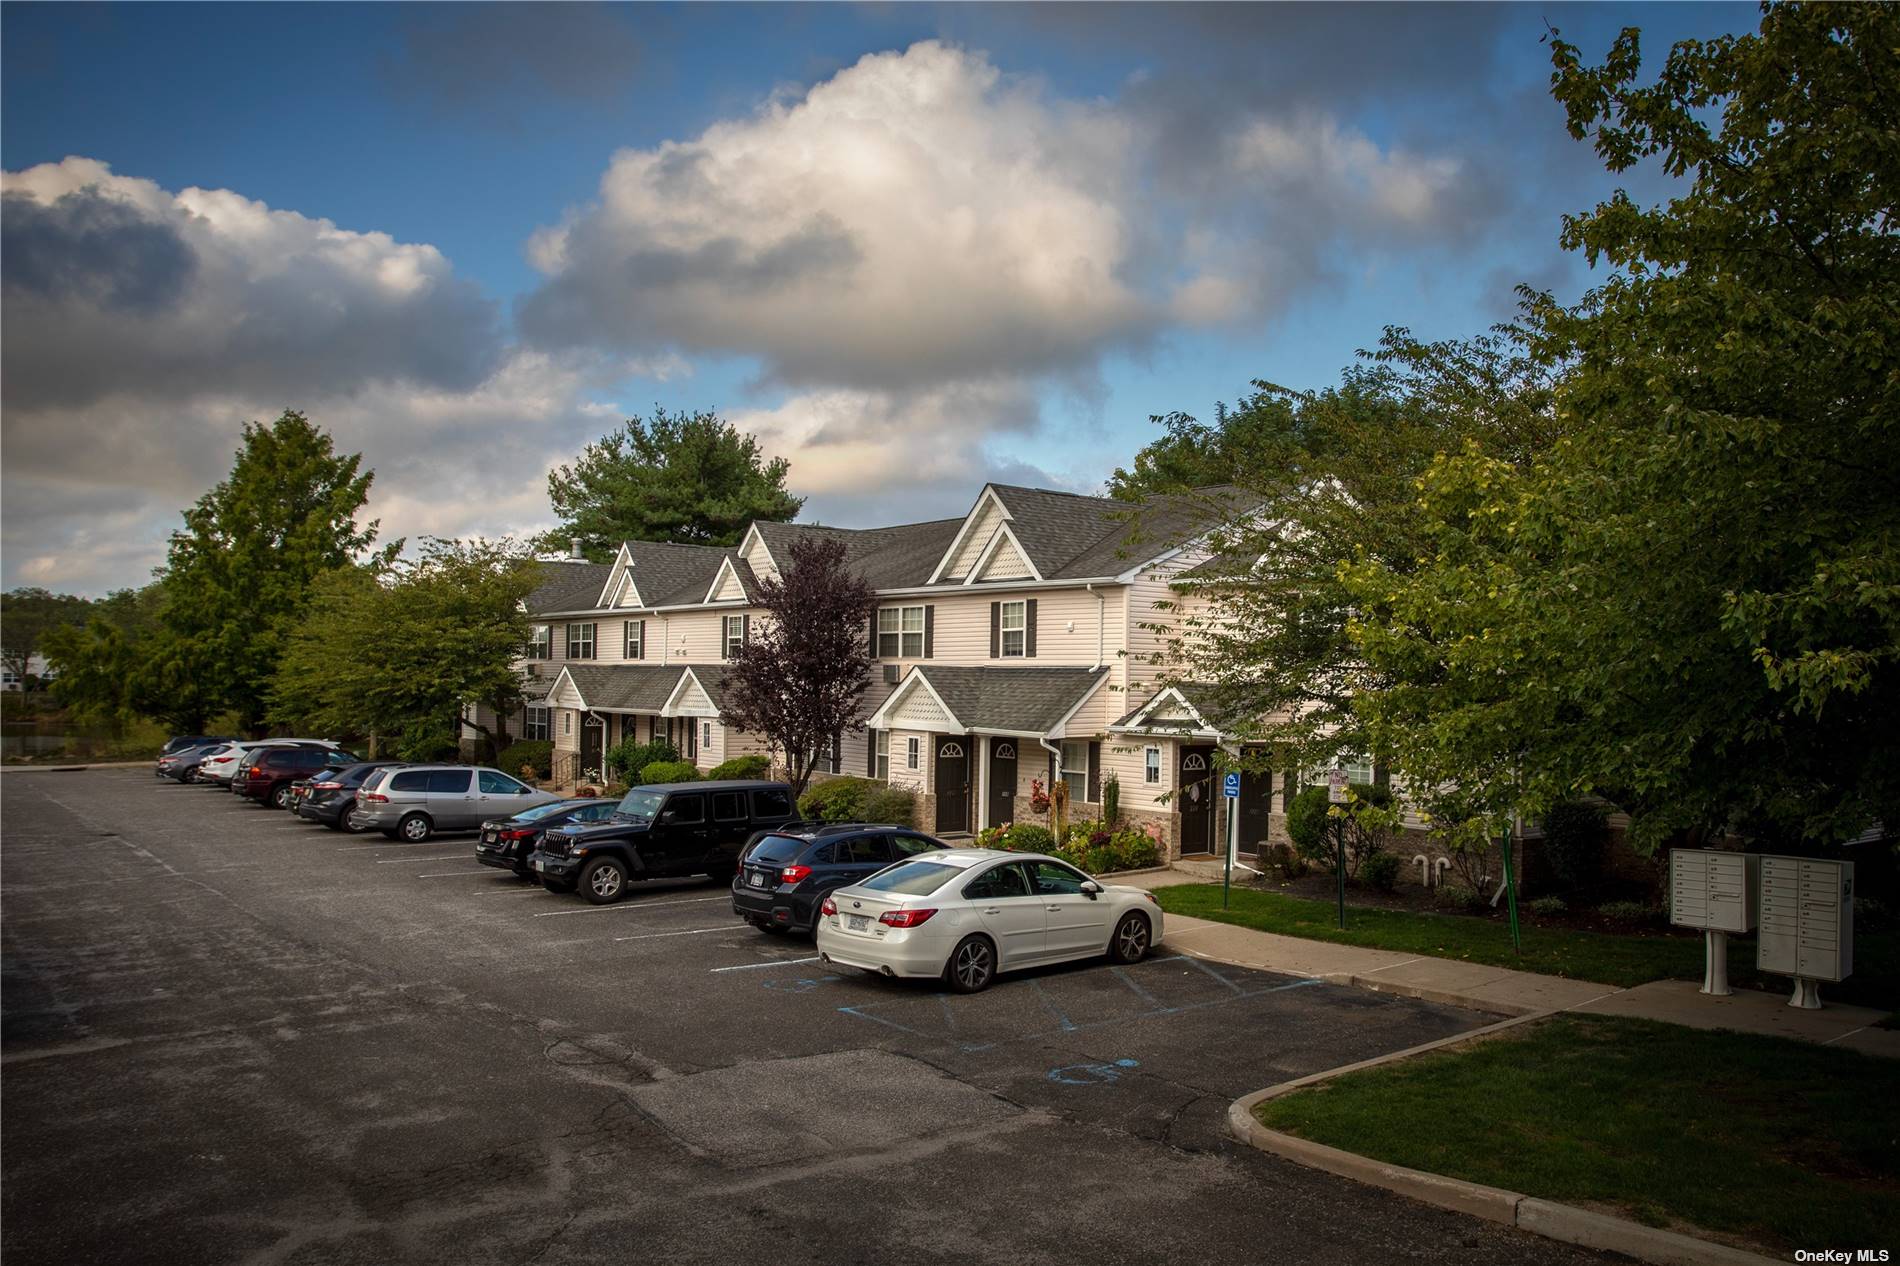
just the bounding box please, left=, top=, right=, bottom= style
left=723, top=614, right=745, bottom=660
left=1339, top=754, right=1374, bottom=785
left=877, top=605, right=925, bottom=659
left=565, top=623, right=596, bottom=659
left=702, top=721, right=713, bottom=750
left=528, top=624, right=551, bottom=659
left=524, top=706, right=550, bottom=742
left=1059, top=739, right=1088, bottom=802
left=876, top=731, right=890, bottom=781
left=1144, top=745, right=1161, bottom=785
left=906, top=736, right=920, bottom=771
left=1000, top=600, right=1026, bottom=658
left=623, top=620, right=643, bottom=660
left=562, top=711, right=572, bottom=736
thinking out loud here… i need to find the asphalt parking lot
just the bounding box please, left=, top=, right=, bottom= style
left=1, top=769, right=1616, bottom=1266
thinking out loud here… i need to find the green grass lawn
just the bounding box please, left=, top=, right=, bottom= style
left=1152, top=883, right=1897, bottom=1007
left=1256, top=1014, right=1899, bottom=1252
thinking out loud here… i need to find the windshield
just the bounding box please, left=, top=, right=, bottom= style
left=517, top=799, right=584, bottom=822
left=859, top=860, right=968, bottom=896
left=616, top=790, right=664, bottom=821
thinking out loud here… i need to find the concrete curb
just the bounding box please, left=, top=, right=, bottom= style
left=1227, top=1022, right=1783, bottom=1266
left=0, top=760, right=155, bottom=772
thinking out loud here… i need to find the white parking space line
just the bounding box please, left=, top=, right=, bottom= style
left=612, top=926, right=733, bottom=942
left=531, top=895, right=727, bottom=918
left=336, top=844, right=413, bottom=852
left=375, top=854, right=468, bottom=864
left=418, top=870, right=495, bottom=878
left=475, top=889, right=546, bottom=897
left=710, top=955, right=821, bottom=973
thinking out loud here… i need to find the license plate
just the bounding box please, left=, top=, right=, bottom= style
left=748, top=872, right=765, bottom=888
left=847, top=914, right=870, bottom=932
left=533, top=858, right=546, bottom=872
left=482, top=831, right=495, bottom=844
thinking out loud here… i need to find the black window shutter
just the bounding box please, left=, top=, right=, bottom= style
left=923, top=606, right=935, bottom=659
left=868, top=612, right=879, bottom=659
left=1087, top=741, right=1101, bottom=803
left=990, top=602, right=1001, bottom=658
left=742, top=613, right=751, bottom=643
left=638, top=619, right=646, bottom=659
left=867, top=731, right=877, bottom=776
left=1374, top=763, right=1390, bottom=790
left=1025, top=599, right=1038, bottom=658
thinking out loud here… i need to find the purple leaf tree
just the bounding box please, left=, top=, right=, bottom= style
left=720, top=535, right=875, bottom=801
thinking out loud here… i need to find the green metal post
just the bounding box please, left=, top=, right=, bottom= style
left=1500, top=833, right=1521, bottom=954
left=1337, top=829, right=1347, bottom=929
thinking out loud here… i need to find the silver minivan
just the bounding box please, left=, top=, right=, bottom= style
left=354, top=765, right=562, bottom=841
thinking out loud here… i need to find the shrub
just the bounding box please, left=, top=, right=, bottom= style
left=798, top=775, right=876, bottom=823
left=1435, top=882, right=1486, bottom=912
left=1267, top=842, right=1309, bottom=880
left=1540, top=800, right=1608, bottom=892
left=1360, top=851, right=1401, bottom=892
left=1597, top=900, right=1657, bottom=927
left=706, top=754, right=770, bottom=781
left=497, top=740, right=553, bottom=780
left=1529, top=895, right=1570, bottom=918
left=1286, top=783, right=1393, bottom=878
left=638, top=760, right=700, bottom=784
left=1285, top=786, right=1336, bottom=865
left=1001, top=824, right=1056, bottom=853
left=608, top=738, right=678, bottom=780
left=603, top=783, right=629, bottom=799
left=861, top=784, right=917, bottom=827
left=1102, top=773, right=1121, bottom=826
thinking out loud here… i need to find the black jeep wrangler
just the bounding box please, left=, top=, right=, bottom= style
left=528, top=780, right=796, bottom=904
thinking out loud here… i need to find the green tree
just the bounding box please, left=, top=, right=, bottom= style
left=39, top=584, right=223, bottom=735
left=0, top=587, right=92, bottom=685
left=1343, top=5, right=1899, bottom=852
left=545, top=407, right=802, bottom=558
left=164, top=410, right=387, bottom=732
left=270, top=539, right=539, bottom=757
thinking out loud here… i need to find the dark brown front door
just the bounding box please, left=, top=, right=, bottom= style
left=1238, top=750, right=1273, bottom=855
left=986, top=739, right=1018, bottom=828
left=1178, top=745, right=1216, bottom=854
left=580, top=713, right=606, bottom=778
left=934, top=736, right=971, bottom=835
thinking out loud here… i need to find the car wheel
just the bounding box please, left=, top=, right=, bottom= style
left=398, top=813, right=433, bottom=843
left=1108, top=912, right=1152, bottom=964
left=580, top=857, right=628, bottom=904
left=944, top=935, right=997, bottom=994
left=270, top=784, right=293, bottom=810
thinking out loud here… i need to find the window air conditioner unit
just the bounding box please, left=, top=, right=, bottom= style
left=883, top=665, right=900, bottom=684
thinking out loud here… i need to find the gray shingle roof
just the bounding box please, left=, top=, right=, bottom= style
left=901, top=665, right=1109, bottom=735
left=982, top=484, right=1260, bottom=580
left=755, top=518, right=964, bottom=590
left=1111, top=682, right=1241, bottom=734
left=526, top=560, right=614, bottom=615
left=546, top=664, right=685, bottom=713
left=623, top=540, right=734, bottom=608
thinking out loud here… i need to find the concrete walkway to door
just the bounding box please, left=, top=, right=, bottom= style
left=1124, top=864, right=1900, bottom=1056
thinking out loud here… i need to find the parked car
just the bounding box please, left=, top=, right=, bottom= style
left=529, top=780, right=797, bottom=903
left=295, top=761, right=404, bottom=831
left=235, top=745, right=363, bottom=808
left=474, top=798, right=619, bottom=879
left=733, top=823, right=946, bottom=935
left=353, top=765, right=561, bottom=842
left=813, top=848, right=1163, bottom=993
left=161, top=735, right=235, bottom=757
left=198, top=739, right=337, bottom=787
left=156, top=742, right=228, bottom=783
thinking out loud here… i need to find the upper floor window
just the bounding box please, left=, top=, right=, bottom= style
left=1000, top=600, right=1026, bottom=658
left=528, top=624, right=551, bottom=659
left=565, top=623, right=596, bottom=660
left=524, top=706, right=550, bottom=742
left=723, top=614, right=746, bottom=659
left=623, top=620, right=643, bottom=660
left=877, top=605, right=926, bottom=659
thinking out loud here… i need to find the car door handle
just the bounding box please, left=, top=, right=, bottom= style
left=983, top=907, right=1001, bottom=915
left=1046, top=904, right=1062, bottom=912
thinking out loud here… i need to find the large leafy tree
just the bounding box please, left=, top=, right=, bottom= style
left=270, top=539, right=539, bottom=758
left=1, top=587, right=93, bottom=685
left=38, top=583, right=221, bottom=734
left=545, top=407, right=803, bottom=558
left=1343, top=5, right=1899, bottom=852
left=720, top=535, right=876, bottom=799
left=164, top=410, right=387, bottom=732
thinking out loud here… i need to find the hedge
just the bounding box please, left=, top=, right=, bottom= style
left=497, top=740, right=553, bottom=781
left=798, top=776, right=877, bottom=823
left=608, top=738, right=678, bottom=780
left=638, top=760, right=700, bottom=784
left=706, top=754, right=770, bottom=781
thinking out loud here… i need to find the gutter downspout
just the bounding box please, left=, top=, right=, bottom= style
left=1085, top=582, right=1106, bottom=671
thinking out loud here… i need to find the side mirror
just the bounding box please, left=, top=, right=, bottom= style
left=1081, top=880, right=1102, bottom=899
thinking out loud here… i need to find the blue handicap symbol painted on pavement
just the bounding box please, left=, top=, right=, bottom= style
left=1046, top=1058, right=1140, bottom=1085
left=764, top=974, right=840, bottom=993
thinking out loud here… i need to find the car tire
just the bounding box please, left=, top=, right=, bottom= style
left=1108, top=912, right=1153, bottom=965
left=944, top=934, right=997, bottom=994
left=322, top=816, right=347, bottom=832
left=398, top=813, right=433, bottom=843
left=580, top=857, right=628, bottom=904
left=270, top=784, right=293, bottom=810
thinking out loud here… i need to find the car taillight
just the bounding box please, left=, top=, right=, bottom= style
left=312, top=781, right=340, bottom=790
left=247, top=765, right=264, bottom=776
left=361, top=792, right=387, bottom=803
left=878, top=908, right=936, bottom=928
left=780, top=864, right=812, bottom=884
left=1144, top=891, right=1160, bottom=905
left=500, top=828, right=534, bottom=840
left=821, top=896, right=838, bottom=917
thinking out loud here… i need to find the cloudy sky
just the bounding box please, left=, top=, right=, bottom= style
left=2, top=2, right=1755, bottom=595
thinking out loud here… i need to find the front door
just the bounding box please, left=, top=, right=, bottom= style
left=934, top=736, right=971, bottom=835
left=1178, top=745, right=1216, bottom=854
left=1238, top=753, right=1274, bottom=856
left=580, top=713, right=605, bottom=779
left=986, top=739, right=1018, bottom=828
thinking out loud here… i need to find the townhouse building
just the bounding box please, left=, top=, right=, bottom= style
left=480, top=482, right=1292, bottom=861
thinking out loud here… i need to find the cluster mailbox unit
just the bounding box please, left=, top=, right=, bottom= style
left=1670, top=848, right=1856, bottom=1008
left=1668, top=849, right=1758, bottom=996
left=1757, top=855, right=1854, bottom=1010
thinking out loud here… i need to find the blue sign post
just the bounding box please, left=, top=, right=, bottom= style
left=1222, top=772, right=1240, bottom=908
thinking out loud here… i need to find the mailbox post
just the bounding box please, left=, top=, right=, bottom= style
left=1668, top=849, right=1759, bottom=996
left=1757, top=855, right=1853, bottom=1009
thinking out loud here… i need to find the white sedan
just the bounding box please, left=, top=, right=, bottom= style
left=815, top=848, right=1163, bottom=993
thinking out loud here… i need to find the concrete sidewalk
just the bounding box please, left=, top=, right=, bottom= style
left=1139, top=868, right=1899, bottom=1056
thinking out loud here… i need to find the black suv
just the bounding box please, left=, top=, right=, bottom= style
left=733, top=823, right=946, bottom=934
left=295, top=760, right=404, bottom=830
left=529, top=780, right=797, bottom=904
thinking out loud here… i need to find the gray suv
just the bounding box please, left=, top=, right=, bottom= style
left=354, top=765, right=562, bottom=841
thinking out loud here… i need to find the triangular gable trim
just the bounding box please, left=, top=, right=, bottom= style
left=544, top=666, right=587, bottom=711
left=926, top=485, right=1011, bottom=585
left=866, top=668, right=965, bottom=733
left=1109, top=686, right=1215, bottom=736
left=702, top=555, right=750, bottom=605
left=964, top=520, right=1044, bottom=585
left=660, top=667, right=719, bottom=718
left=738, top=523, right=781, bottom=582
left=593, top=543, right=642, bottom=610
left=1046, top=669, right=1109, bottom=739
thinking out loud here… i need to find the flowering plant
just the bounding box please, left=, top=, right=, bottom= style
left=1029, top=778, right=1050, bottom=815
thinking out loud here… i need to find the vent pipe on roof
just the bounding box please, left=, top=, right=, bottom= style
left=569, top=539, right=584, bottom=561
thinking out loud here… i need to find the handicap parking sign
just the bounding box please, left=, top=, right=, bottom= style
left=1223, top=771, right=1240, bottom=799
